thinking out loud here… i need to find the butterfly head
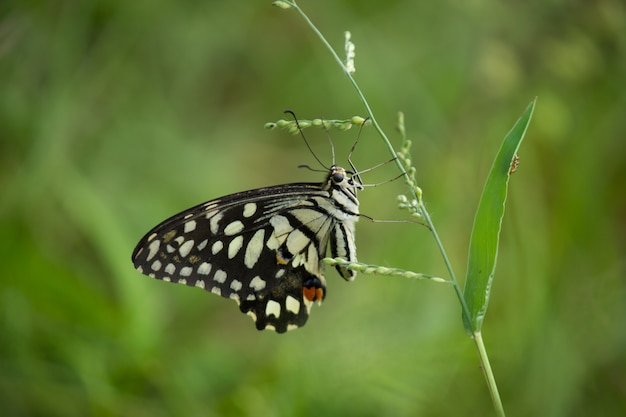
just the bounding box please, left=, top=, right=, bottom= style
left=329, top=165, right=363, bottom=194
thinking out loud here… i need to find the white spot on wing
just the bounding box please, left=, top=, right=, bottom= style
left=197, top=239, right=208, bottom=251
left=265, top=231, right=280, bottom=250
left=151, top=260, right=162, bottom=271
left=214, top=269, right=227, bottom=283
left=146, top=240, right=160, bottom=262
left=270, top=215, right=293, bottom=238
left=286, top=229, right=309, bottom=255
left=306, top=244, right=319, bottom=274
left=230, top=279, right=242, bottom=291
left=243, top=203, right=257, bottom=218
left=184, top=220, right=197, bottom=233
left=308, top=243, right=317, bottom=260
left=285, top=295, right=301, bottom=314
left=212, top=241, right=223, bottom=255
left=211, top=286, right=221, bottom=296
left=210, top=212, right=223, bottom=234
left=180, top=267, right=192, bottom=277
left=195, top=280, right=205, bottom=289
left=179, top=240, right=195, bottom=258
left=165, top=263, right=176, bottom=275
left=249, top=276, right=266, bottom=291
left=197, top=262, right=212, bottom=275
left=228, top=235, right=244, bottom=259
left=244, top=229, right=265, bottom=269
left=224, top=220, right=244, bottom=236
left=265, top=300, right=281, bottom=318
left=292, top=253, right=303, bottom=267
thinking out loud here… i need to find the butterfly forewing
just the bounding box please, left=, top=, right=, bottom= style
left=132, top=166, right=361, bottom=333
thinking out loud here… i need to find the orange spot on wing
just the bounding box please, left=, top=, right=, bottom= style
left=303, top=286, right=324, bottom=303
left=276, top=250, right=290, bottom=265
left=315, top=288, right=324, bottom=303
left=303, top=286, right=316, bottom=302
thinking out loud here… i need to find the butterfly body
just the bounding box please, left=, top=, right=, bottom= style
left=132, top=165, right=361, bottom=333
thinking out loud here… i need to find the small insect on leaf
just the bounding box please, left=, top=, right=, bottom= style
left=509, top=154, right=520, bottom=174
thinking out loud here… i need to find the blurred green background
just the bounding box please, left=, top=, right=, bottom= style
left=1, top=0, right=625, bottom=416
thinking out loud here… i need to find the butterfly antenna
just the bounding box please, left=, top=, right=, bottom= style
left=355, top=157, right=398, bottom=176
left=347, top=117, right=370, bottom=185
left=321, top=119, right=337, bottom=166
left=285, top=110, right=328, bottom=170
left=359, top=171, right=404, bottom=187
left=298, top=164, right=328, bottom=174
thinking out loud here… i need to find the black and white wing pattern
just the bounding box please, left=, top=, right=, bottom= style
left=131, top=165, right=361, bottom=333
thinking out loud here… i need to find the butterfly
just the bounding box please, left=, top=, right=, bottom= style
left=131, top=163, right=362, bottom=333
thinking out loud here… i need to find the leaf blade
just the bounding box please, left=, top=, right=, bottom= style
left=463, top=99, right=536, bottom=333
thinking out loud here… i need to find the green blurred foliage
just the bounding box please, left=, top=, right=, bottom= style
left=1, top=0, right=625, bottom=416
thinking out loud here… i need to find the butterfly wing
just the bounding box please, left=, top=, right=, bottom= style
left=132, top=182, right=346, bottom=333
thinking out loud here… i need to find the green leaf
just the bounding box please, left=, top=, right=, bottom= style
left=463, top=99, right=536, bottom=334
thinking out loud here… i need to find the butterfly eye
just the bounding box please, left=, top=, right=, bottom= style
left=332, top=172, right=344, bottom=183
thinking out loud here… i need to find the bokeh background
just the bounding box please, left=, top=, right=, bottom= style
left=1, top=0, right=625, bottom=416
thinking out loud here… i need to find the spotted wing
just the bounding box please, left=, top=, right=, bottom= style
left=131, top=183, right=339, bottom=333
